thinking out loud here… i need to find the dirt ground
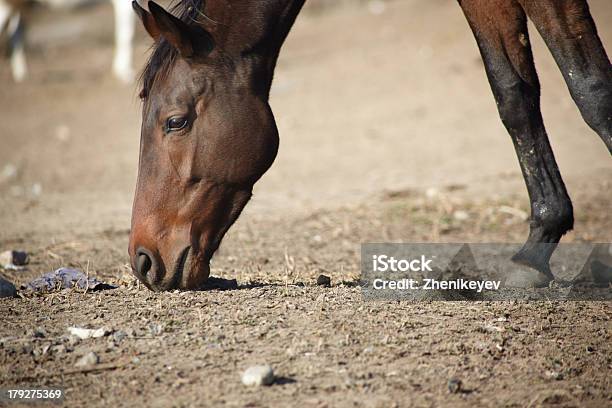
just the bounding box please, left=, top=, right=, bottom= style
left=0, top=0, right=611, bottom=407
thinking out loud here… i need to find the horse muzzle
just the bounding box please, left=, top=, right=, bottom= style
left=131, top=245, right=210, bottom=291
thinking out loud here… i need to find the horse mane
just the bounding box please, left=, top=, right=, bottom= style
left=139, top=0, right=208, bottom=98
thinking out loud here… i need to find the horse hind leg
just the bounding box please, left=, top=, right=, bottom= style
left=459, top=0, right=573, bottom=286
left=8, top=11, right=26, bottom=82
left=111, top=0, right=134, bottom=83
left=520, top=0, right=612, bottom=152
left=1, top=1, right=26, bottom=82
left=0, top=0, right=9, bottom=33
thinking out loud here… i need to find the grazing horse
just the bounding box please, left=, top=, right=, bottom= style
left=0, top=0, right=134, bottom=82
left=128, top=0, right=611, bottom=291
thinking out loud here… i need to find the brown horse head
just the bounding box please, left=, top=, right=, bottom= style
left=128, top=0, right=303, bottom=291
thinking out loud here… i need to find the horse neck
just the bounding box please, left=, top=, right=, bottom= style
left=204, top=0, right=306, bottom=98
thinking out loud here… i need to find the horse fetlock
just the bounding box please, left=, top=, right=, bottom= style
left=508, top=197, right=573, bottom=278
left=529, top=199, right=574, bottom=241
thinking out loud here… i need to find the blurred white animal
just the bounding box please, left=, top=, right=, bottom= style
left=0, top=0, right=134, bottom=82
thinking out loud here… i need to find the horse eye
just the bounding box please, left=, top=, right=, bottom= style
left=165, top=116, right=188, bottom=133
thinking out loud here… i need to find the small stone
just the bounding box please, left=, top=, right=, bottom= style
left=31, top=183, right=42, bottom=197
left=453, top=210, right=469, bottom=221
left=241, top=365, right=275, bottom=386
left=21, top=342, right=33, bottom=355
left=148, top=323, right=163, bottom=336
left=447, top=378, right=462, bottom=394
left=67, top=327, right=109, bottom=340
left=586, top=345, right=595, bottom=353
left=113, top=330, right=128, bottom=343
left=75, top=351, right=99, bottom=367
left=30, top=328, right=46, bottom=338
left=425, top=187, right=439, bottom=199
left=546, top=370, right=564, bottom=381
left=0, top=250, right=28, bottom=268
left=0, top=276, right=17, bottom=298
left=0, top=164, right=17, bottom=182
left=316, top=274, right=331, bottom=287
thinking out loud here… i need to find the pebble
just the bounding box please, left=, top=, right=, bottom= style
left=75, top=351, right=99, bottom=367
left=316, top=274, right=331, bottom=287
left=425, top=187, right=439, bottom=199
left=148, top=323, right=163, bottom=336
left=30, top=328, right=46, bottom=338
left=453, top=210, right=469, bottom=221
left=0, top=250, right=28, bottom=268
left=31, top=183, right=42, bottom=197
left=68, top=327, right=109, bottom=340
left=0, top=164, right=17, bottom=182
left=0, top=276, right=16, bottom=298
left=21, top=343, right=33, bottom=355
left=447, top=378, right=462, bottom=394
left=113, top=330, right=128, bottom=343
left=546, top=370, right=564, bottom=381
left=241, top=365, right=275, bottom=386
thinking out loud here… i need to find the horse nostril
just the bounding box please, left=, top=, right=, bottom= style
left=137, top=253, right=152, bottom=275
left=135, top=248, right=154, bottom=277
left=133, top=247, right=164, bottom=288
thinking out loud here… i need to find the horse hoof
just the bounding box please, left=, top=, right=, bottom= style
left=505, top=264, right=553, bottom=288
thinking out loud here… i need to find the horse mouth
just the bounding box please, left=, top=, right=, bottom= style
left=171, top=246, right=191, bottom=289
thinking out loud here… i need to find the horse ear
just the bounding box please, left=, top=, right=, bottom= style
left=147, top=1, right=198, bottom=57
left=132, top=1, right=161, bottom=41
left=149, top=1, right=212, bottom=58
